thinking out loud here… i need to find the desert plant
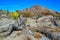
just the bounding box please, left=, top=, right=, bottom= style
left=10, top=12, right=19, bottom=19
left=21, top=11, right=34, bottom=17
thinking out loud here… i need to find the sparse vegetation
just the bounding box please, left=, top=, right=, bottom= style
left=21, top=11, right=35, bottom=17
left=10, top=12, right=19, bottom=19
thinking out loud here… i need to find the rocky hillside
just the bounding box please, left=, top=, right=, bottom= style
left=0, top=5, right=60, bottom=40
left=22, top=5, right=57, bottom=16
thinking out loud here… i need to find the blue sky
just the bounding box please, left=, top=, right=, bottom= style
left=0, top=0, right=60, bottom=12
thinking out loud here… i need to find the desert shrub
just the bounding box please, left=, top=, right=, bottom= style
left=21, top=12, right=34, bottom=17
left=10, top=12, right=19, bottom=19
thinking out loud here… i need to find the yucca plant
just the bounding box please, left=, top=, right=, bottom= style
left=10, top=12, right=19, bottom=19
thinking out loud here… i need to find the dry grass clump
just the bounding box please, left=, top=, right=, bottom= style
left=21, top=11, right=35, bottom=17
left=33, top=32, right=42, bottom=38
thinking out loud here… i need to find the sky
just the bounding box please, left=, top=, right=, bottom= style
left=0, top=0, right=60, bottom=12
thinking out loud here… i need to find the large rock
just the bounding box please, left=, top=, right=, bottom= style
left=0, top=18, right=15, bottom=37
left=37, top=15, right=58, bottom=27
left=47, top=32, right=60, bottom=40
left=0, top=24, right=13, bottom=37
left=25, top=18, right=37, bottom=27
left=3, top=30, right=50, bottom=40
left=37, top=26, right=60, bottom=40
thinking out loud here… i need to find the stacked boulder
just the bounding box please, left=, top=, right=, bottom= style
left=0, top=15, right=60, bottom=40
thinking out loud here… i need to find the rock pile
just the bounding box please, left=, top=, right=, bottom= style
left=0, top=5, right=60, bottom=40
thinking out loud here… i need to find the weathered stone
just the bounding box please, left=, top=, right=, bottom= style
left=0, top=25, right=12, bottom=37
left=47, top=32, right=60, bottom=40
left=37, top=15, right=58, bottom=27
left=0, top=18, right=15, bottom=37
